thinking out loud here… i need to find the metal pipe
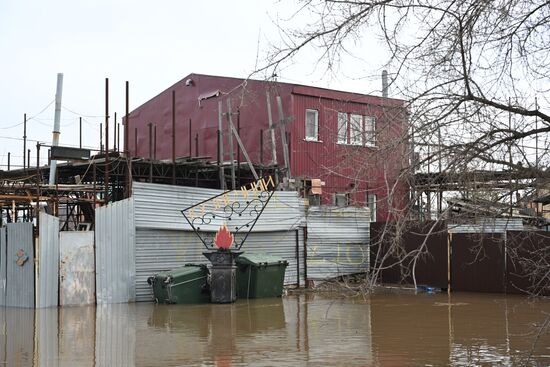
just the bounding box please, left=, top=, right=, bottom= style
left=23, top=113, right=27, bottom=170
left=125, top=81, right=129, bottom=156
left=49, top=73, right=63, bottom=185
left=7, top=152, right=10, bottom=171
left=189, top=118, right=192, bottom=157
left=153, top=124, right=157, bottom=160
left=27, top=149, right=30, bottom=172
left=172, top=90, right=176, bottom=184
left=113, top=112, right=117, bottom=152
left=104, top=77, right=109, bottom=204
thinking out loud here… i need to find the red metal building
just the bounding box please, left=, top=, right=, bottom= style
left=127, top=73, right=409, bottom=221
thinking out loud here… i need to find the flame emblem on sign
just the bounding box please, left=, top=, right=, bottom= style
left=214, top=224, right=234, bottom=250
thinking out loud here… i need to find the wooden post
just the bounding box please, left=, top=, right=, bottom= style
left=276, top=96, right=290, bottom=180
left=217, top=101, right=226, bottom=190
left=224, top=101, right=236, bottom=190
left=266, top=92, right=277, bottom=165
left=227, top=99, right=259, bottom=181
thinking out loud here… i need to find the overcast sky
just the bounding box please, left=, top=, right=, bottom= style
left=0, top=0, right=388, bottom=169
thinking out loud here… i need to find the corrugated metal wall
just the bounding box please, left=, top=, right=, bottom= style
left=133, top=182, right=306, bottom=302
left=306, top=206, right=370, bottom=280
left=5, top=223, right=34, bottom=308
left=0, top=227, right=5, bottom=306
left=448, top=218, right=524, bottom=233
left=95, top=198, right=136, bottom=304
left=37, top=212, right=60, bottom=308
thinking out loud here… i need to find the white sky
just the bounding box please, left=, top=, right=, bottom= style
left=0, top=0, right=389, bottom=169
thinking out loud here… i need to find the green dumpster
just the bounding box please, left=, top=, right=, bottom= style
left=236, top=253, right=288, bottom=299
left=147, top=264, right=210, bottom=304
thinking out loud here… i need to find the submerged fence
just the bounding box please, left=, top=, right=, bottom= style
left=370, top=220, right=550, bottom=295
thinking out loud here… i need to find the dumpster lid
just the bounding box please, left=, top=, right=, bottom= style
left=156, top=264, right=208, bottom=278
left=236, top=252, right=288, bottom=266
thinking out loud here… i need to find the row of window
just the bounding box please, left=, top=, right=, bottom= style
left=305, top=109, right=376, bottom=146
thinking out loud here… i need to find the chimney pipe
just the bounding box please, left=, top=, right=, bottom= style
left=382, top=70, right=388, bottom=98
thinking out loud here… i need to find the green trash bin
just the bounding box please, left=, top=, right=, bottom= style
left=236, top=253, right=288, bottom=299
left=147, top=264, right=210, bottom=304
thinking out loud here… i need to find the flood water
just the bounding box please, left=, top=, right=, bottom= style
left=1, top=292, right=549, bottom=366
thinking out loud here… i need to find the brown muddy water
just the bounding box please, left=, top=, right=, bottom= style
left=1, top=292, right=549, bottom=366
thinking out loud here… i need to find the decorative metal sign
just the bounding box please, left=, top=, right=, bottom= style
left=181, top=176, right=276, bottom=250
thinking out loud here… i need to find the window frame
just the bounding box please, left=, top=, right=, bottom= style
left=305, top=109, right=319, bottom=141
left=337, top=112, right=348, bottom=144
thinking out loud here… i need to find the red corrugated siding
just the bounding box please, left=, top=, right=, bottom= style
left=290, top=93, right=408, bottom=220
left=129, top=74, right=408, bottom=220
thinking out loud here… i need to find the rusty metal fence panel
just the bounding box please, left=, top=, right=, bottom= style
left=59, top=231, right=95, bottom=306
left=306, top=206, right=370, bottom=280
left=6, top=222, right=34, bottom=308
left=0, top=227, right=5, bottom=306
left=37, top=212, right=60, bottom=308
left=451, top=233, right=505, bottom=293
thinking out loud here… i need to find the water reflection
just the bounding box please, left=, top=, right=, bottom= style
left=0, top=293, right=548, bottom=366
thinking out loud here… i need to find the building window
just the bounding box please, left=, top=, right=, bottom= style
left=335, top=192, right=350, bottom=207
left=337, top=112, right=348, bottom=144
left=364, top=116, right=376, bottom=146
left=305, top=109, right=319, bottom=141
left=350, top=114, right=363, bottom=145
left=367, top=193, right=377, bottom=222
left=337, top=112, right=376, bottom=147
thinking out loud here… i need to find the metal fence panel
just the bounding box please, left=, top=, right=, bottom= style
left=0, top=227, right=5, bottom=306
left=133, top=182, right=305, bottom=232
left=6, top=222, right=34, bottom=308
left=59, top=231, right=95, bottom=306
left=306, top=206, right=370, bottom=280
left=451, top=233, right=505, bottom=293
left=37, top=212, right=60, bottom=308
left=95, top=198, right=136, bottom=304
left=135, top=228, right=303, bottom=302
left=448, top=218, right=524, bottom=233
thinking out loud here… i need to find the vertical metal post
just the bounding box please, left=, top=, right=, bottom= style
left=7, top=152, right=10, bottom=171
left=148, top=123, right=153, bottom=182
left=125, top=81, right=129, bottom=156
left=104, top=77, right=110, bottom=204
left=79, top=117, right=82, bottom=149
left=113, top=112, right=117, bottom=152
left=23, top=113, right=27, bottom=170
left=172, top=90, right=176, bottom=184
left=27, top=150, right=30, bottom=172
left=195, top=133, right=199, bottom=157
left=153, top=124, right=157, bottom=160
left=189, top=119, right=192, bottom=157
